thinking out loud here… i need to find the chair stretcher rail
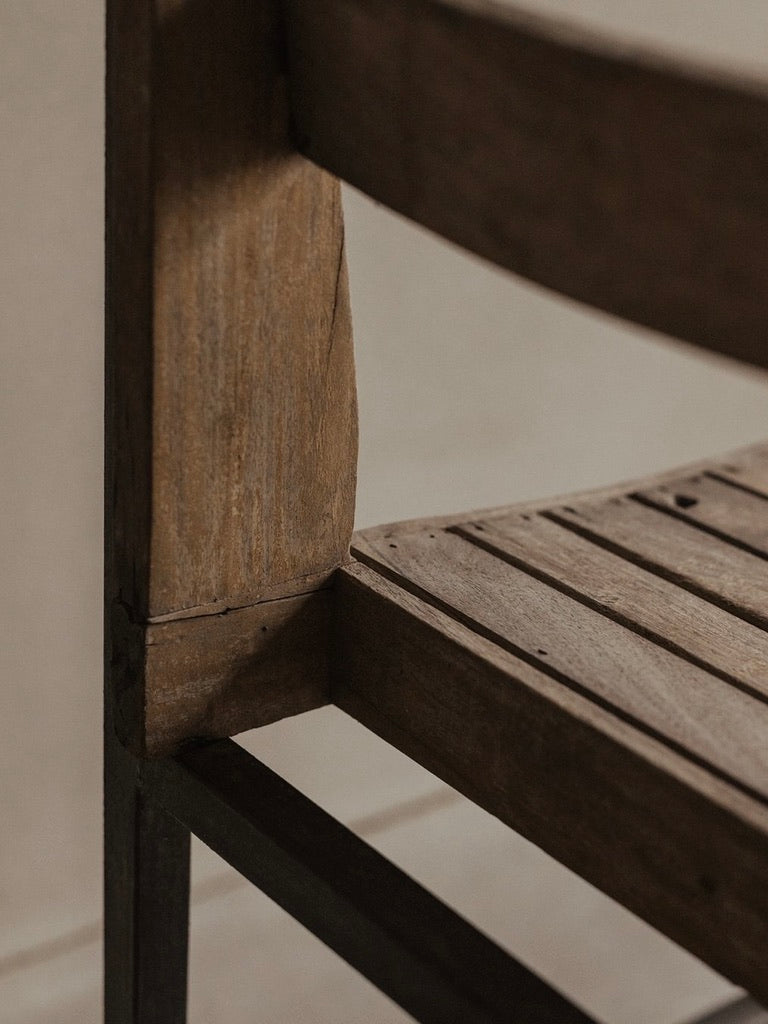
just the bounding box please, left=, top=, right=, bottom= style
left=145, top=738, right=595, bottom=1024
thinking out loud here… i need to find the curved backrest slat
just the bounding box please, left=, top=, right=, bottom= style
left=285, top=0, right=768, bottom=369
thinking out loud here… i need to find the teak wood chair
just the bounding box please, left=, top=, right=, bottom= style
left=104, top=1, right=768, bottom=1020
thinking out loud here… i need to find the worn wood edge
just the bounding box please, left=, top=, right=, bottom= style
left=111, top=590, right=333, bottom=758
left=366, top=0, right=768, bottom=95
left=352, top=442, right=768, bottom=547
left=284, top=0, right=768, bottom=367
left=144, top=564, right=346, bottom=624
left=103, top=727, right=190, bottom=1019
left=333, top=561, right=768, bottom=1001
left=451, top=516, right=768, bottom=707
left=633, top=475, right=768, bottom=563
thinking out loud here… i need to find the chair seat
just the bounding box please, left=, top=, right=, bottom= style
left=335, top=442, right=768, bottom=1003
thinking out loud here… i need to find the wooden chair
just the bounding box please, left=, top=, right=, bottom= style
left=104, top=1, right=768, bottom=1020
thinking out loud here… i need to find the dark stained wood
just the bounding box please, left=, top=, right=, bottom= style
left=334, top=561, right=768, bottom=1004
left=105, top=0, right=357, bottom=751
left=147, top=738, right=596, bottom=1024
left=549, top=496, right=768, bottom=629
left=284, top=0, right=768, bottom=368
left=104, top=724, right=190, bottom=1023
left=637, top=474, right=768, bottom=558
left=352, top=527, right=768, bottom=802
left=453, top=511, right=768, bottom=702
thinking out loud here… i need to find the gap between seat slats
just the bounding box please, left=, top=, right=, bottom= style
left=351, top=453, right=768, bottom=810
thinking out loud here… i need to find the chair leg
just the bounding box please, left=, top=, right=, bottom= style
left=104, top=729, right=190, bottom=1024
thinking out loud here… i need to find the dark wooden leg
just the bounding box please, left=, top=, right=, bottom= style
left=146, top=737, right=595, bottom=1024
left=104, top=728, right=190, bottom=1024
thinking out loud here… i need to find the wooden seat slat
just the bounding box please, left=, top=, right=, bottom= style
left=550, top=496, right=768, bottom=629
left=452, top=511, right=768, bottom=702
left=714, top=447, right=768, bottom=499
left=353, top=525, right=768, bottom=803
left=341, top=443, right=768, bottom=1002
left=636, top=474, right=768, bottom=559
left=336, top=562, right=768, bottom=1003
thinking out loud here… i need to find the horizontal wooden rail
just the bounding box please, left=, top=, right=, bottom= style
left=146, top=738, right=595, bottom=1024
left=284, top=0, right=768, bottom=369
left=336, top=552, right=768, bottom=1004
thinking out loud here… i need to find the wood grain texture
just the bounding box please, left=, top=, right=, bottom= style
left=714, top=447, right=768, bottom=499
left=334, top=562, right=768, bottom=1004
left=549, top=496, right=768, bottom=629
left=112, top=591, right=333, bottom=758
left=352, top=527, right=768, bottom=802
left=453, top=511, right=768, bottom=703
left=106, top=0, right=357, bottom=750
left=284, top=0, right=768, bottom=367
left=637, top=474, right=768, bottom=558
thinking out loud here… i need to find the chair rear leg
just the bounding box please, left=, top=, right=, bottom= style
left=104, top=728, right=190, bottom=1024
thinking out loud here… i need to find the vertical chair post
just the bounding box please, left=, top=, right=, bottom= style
left=105, top=0, right=357, bottom=758
left=104, top=726, right=191, bottom=1023
left=105, top=0, right=357, bottom=1017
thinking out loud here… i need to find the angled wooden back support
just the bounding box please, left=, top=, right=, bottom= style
left=107, top=0, right=768, bottom=757
left=286, top=0, right=768, bottom=369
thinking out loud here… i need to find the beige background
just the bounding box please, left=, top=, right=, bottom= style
left=2, top=2, right=768, bottom=1021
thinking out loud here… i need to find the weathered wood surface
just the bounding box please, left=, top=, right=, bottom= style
left=340, top=443, right=768, bottom=1001
left=353, top=526, right=768, bottom=802
left=637, top=474, right=768, bottom=558
left=549, top=496, right=768, bottom=629
left=111, top=591, right=334, bottom=757
left=284, top=0, right=768, bottom=368
left=105, top=0, right=357, bottom=752
left=453, top=511, right=768, bottom=702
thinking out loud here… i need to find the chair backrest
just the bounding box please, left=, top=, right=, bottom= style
left=287, top=0, right=768, bottom=369
left=106, top=0, right=768, bottom=757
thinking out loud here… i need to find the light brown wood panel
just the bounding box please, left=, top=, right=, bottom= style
left=284, top=0, right=768, bottom=367
left=453, top=512, right=768, bottom=702
left=106, top=0, right=356, bottom=751
left=636, top=474, right=768, bottom=558
left=714, top=446, right=768, bottom=498
left=334, top=562, right=768, bottom=1003
left=352, top=528, right=768, bottom=801
left=549, top=497, right=768, bottom=629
